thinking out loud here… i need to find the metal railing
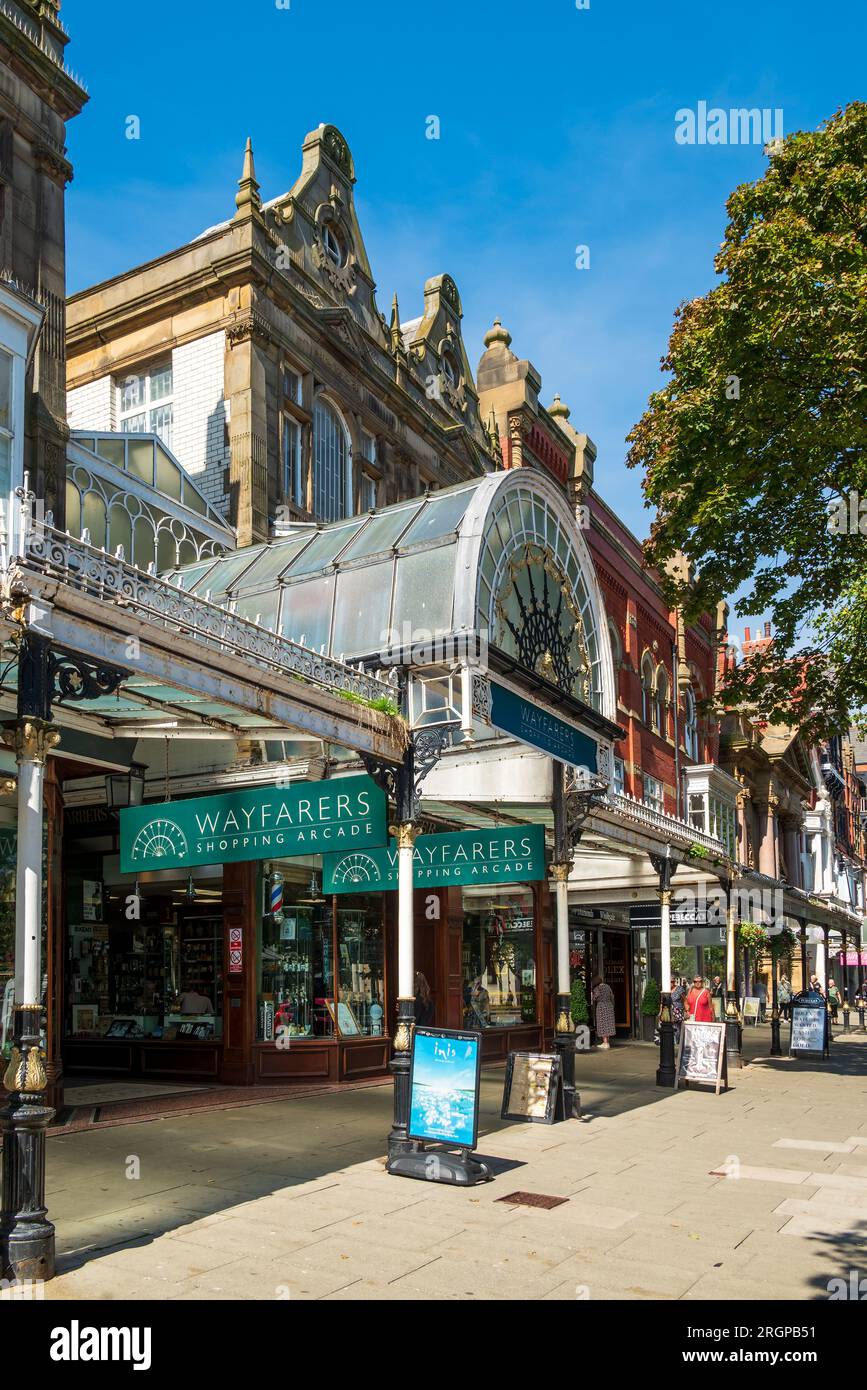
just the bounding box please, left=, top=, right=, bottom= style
left=604, top=788, right=729, bottom=858
left=16, top=523, right=395, bottom=706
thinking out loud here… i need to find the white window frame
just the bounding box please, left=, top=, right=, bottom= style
left=322, top=224, right=344, bottom=267
left=643, top=774, right=665, bottom=813
left=613, top=756, right=625, bottom=796
left=282, top=365, right=303, bottom=406
left=118, top=360, right=174, bottom=449
left=281, top=412, right=303, bottom=507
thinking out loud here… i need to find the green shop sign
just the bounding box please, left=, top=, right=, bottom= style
left=120, top=775, right=387, bottom=873
left=323, top=823, right=546, bottom=894
left=489, top=680, right=599, bottom=771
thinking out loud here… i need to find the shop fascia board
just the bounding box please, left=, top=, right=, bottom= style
left=15, top=576, right=403, bottom=762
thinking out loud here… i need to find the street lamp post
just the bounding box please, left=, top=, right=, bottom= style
left=769, top=925, right=782, bottom=1057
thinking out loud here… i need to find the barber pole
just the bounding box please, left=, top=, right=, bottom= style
left=269, top=871, right=284, bottom=923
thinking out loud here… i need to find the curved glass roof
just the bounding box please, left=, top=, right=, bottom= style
left=164, top=471, right=615, bottom=717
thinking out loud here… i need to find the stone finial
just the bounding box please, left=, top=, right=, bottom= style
left=234, top=137, right=262, bottom=219
left=389, top=292, right=403, bottom=355
left=549, top=394, right=571, bottom=421
left=483, top=316, right=512, bottom=350
left=486, top=408, right=501, bottom=456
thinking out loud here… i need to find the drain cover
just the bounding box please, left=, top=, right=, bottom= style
left=496, top=1191, right=569, bottom=1210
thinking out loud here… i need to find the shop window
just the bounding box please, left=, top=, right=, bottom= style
left=461, top=885, right=536, bottom=1029
left=65, top=875, right=224, bottom=1042
left=336, top=897, right=385, bottom=1036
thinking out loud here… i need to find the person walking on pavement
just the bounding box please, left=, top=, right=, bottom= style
left=686, top=975, right=715, bottom=1023
left=591, top=975, right=616, bottom=1050
left=779, top=974, right=793, bottom=1022
left=827, top=978, right=841, bottom=1022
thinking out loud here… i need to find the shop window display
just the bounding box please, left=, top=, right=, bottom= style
left=461, top=885, right=536, bottom=1028
left=66, top=873, right=224, bottom=1041
left=257, top=865, right=385, bottom=1041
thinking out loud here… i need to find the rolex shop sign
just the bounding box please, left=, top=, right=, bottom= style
left=120, top=775, right=387, bottom=872
left=323, top=823, right=546, bottom=893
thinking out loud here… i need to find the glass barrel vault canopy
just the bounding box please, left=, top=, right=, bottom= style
left=164, top=470, right=616, bottom=717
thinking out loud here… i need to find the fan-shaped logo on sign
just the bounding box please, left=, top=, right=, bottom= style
left=331, top=852, right=383, bottom=886
left=130, top=817, right=189, bottom=865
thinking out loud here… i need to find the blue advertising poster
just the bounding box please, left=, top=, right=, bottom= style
left=408, top=1027, right=482, bottom=1149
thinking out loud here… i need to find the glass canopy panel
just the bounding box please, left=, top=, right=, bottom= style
left=398, top=487, right=476, bottom=547
left=331, top=561, right=394, bottom=659
left=127, top=439, right=155, bottom=486
left=338, top=502, right=425, bottom=561
left=182, top=481, right=207, bottom=516
left=155, top=446, right=182, bottom=500
left=233, top=590, right=280, bottom=630
left=230, top=533, right=316, bottom=592
left=94, top=436, right=126, bottom=470
left=166, top=559, right=221, bottom=592
left=280, top=518, right=367, bottom=578
left=392, top=546, right=455, bottom=637
left=279, top=575, right=336, bottom=652
left=183, top=546, right=265, bottom=595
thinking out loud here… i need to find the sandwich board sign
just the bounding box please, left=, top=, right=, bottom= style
left=789, top=990, right=830, bottom=1058
left=741, top=996, right=761, bottom=1026
left=501, top=1052, right=564, bottom=1125
left=675, top=1021, right=728, bottom=1095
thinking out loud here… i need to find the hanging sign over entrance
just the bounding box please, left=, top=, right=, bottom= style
left=488, top=679, right=599, bottom=772
left=120, top=775, right=387, bottom=873
left=322, top=823, right=546, bottom=893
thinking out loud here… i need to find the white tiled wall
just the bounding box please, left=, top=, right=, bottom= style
left=66, top=330, right=230, bottom=517
left=171, top=332, right=229, bottom=514
left=67, top=375, right=115, bottom=432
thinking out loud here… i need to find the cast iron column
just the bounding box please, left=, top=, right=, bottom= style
left=649, top=849, right=676, bottom=1087
left=799, top=920, right=808, bottom=991
left=550, top=862, right=578, bottom=1117
left=1, top=632, right=60, bottom=1283
left=841, top=926, right=850, bottom=1031
left=387, top=818, right=418, bottom=1163
left=769, top=942, right=782, bottom=1057
left=385, top=727, right=418, bottom=1168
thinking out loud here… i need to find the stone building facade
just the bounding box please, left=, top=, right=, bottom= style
left=66, top=126, right=498, bottom=547
left=0, top=0, right=86, bottom=524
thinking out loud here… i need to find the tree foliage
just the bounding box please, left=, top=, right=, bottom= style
left=627, top=103, right=867, bottom=737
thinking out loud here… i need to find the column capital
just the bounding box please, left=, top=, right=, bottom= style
left=2, top=718, right=60, bottom=765
left=389, top=821, right=419, bottom=850
left=549, top=861, right=571, bottom=883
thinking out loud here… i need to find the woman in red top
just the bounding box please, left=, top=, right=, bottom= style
left=686, top=976, right=714, bottom=1023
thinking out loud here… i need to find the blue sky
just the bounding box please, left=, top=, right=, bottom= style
left=62, top=0, right=864, bottom=627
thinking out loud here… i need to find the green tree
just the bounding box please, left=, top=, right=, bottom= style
left=627, top=103, right=867, bottom=737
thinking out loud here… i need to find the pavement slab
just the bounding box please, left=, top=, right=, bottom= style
left=39, top=1034, right=867, bottom=1301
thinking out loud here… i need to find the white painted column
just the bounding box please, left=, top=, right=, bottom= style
left=660, top=888, right=672, bottom=993
left=12, top=722, right=58, bottom=1007
left=816, top=931, right=827, bottom=992
left=725, top=892, right=737, bottom=997
left=395, top=822, right=416, bottom=1001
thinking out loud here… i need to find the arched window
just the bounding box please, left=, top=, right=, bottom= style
left=313, top=398, right=350, bottom=521
left=641, top=654, right=654, bottom=725
left=655, top=667, right=669, bottom=737
left=684, top=685, right=699, bottom=759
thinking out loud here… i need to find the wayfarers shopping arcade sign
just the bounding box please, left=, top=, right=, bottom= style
left=120, top=775, right=387, bottom=872
left=322, top=823, right=546, bottom=894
